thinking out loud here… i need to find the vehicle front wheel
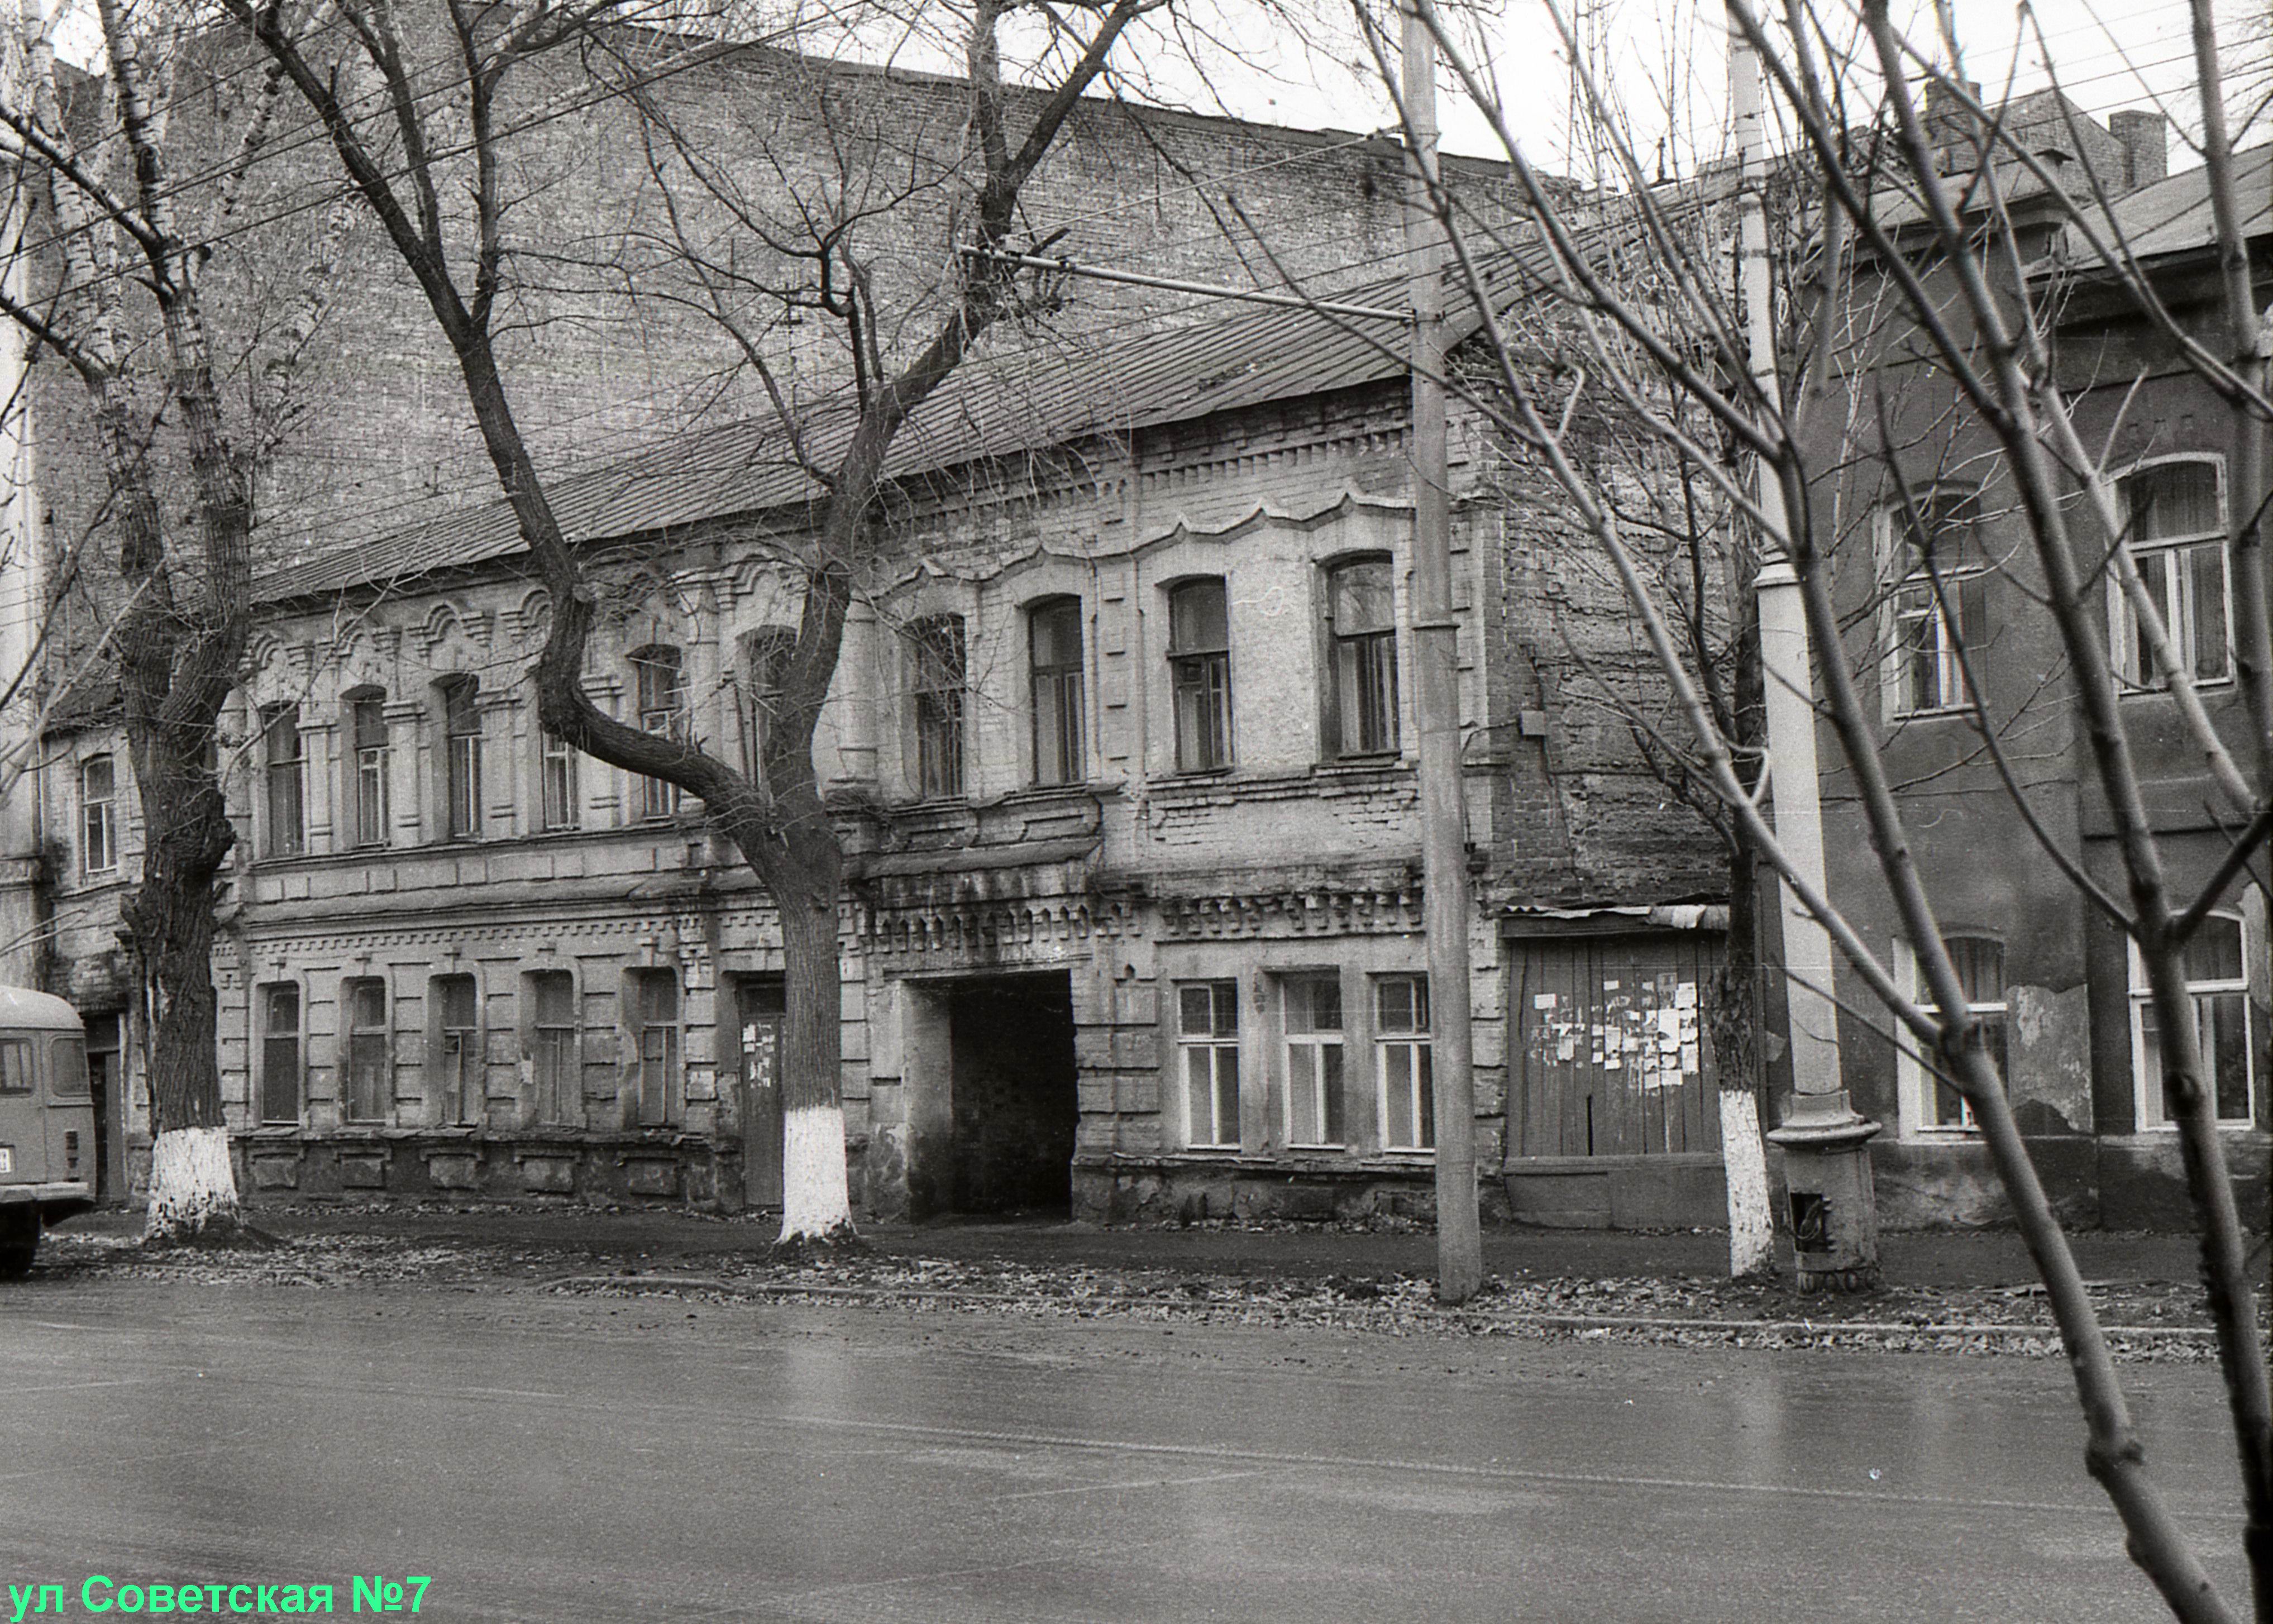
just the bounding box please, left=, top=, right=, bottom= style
left=0, top=1210, right=40, bottom=1278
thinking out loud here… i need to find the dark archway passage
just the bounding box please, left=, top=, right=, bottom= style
left=946, top=973, right=1078, bottom=1214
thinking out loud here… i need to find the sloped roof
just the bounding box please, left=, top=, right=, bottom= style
left=257, top=267, right=1481, bottom=604
left=2098, top=146, right=2273, bottom=263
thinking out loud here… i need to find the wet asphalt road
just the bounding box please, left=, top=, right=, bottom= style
left=0, top=1279, right=2251, bottom=1623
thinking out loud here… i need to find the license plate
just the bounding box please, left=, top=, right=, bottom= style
left=0, top=1146, right=12, bottom=1174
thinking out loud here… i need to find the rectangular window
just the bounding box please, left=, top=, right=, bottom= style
left=259, top=983, right=300, bottom=1125
left=633, top=647, right=686, bottom=820
left=433, top=974, right=480, bottom=1126
left=2114, top=461, right=2228, bottom=688
left=628, top=969, right=680, bottom=1127
left=442, top=680, right=482, bottom=840
left=0, top=1039, right=32, bottom=1093
left=1327, top=561, right=1398, bottom=755
left=1169, top=579, right=1233, bottom=771
left=1282, top=975, right=1344, bottom=1147
left=541, top=729, right=579, bottom=832
left=1885, top=489, right=1987, bottom=717
left=262, top=705, right=305, bottom=856
left=911, top=617, right=967, bottom=799
left=343, top=977, right=389, bottom=1123
left=1376, top=975, right=1434, bottom=1150
left=349, top=694, right=390, bottom=849
left=1177, top=980, right=1240, bottom=1148
left=1900, top=938, right=2005, bottom=1131
left=2133, top=913, right=2255, bottom=1129
left=1029, top=599, right=1086, bottom=786
left=527, top=971, right=579, bottom=1126
left=738, top=628, right=796, bottom=787
left=80, top=756, right=117, bottom=875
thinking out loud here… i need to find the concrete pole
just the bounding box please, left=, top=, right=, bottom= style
left=0, top=7, right=42, bottom=990
left=1730, top=8, right=1879, bottom=1288
left=1402, top=0, right=1482, bottom=1306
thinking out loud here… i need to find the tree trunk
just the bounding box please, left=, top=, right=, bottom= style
left=125, top=762, right=241, bottom=1241
left=1715, top=586, right=1775, bottom=1278
left=765, top=832, right=852, bottom=1242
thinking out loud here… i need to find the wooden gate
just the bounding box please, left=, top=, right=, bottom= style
left=1510, top=930, right=1723, bottom=1159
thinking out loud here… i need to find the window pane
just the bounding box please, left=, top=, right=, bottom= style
left=1320, top=1043, right=1344, bottom=1144
left=1179, top=985, right=1215, bottom=1036
left=1030, top=599, right=1081, bottom=669
left=2203, top=991, right=2251, bottom=1121
left=49, top=1036, right=87, bottom=1100
left=2187, top=916, right=2246, bottom=983
left=1285, top=976, right=1341, bottom=1034
left=1186, top=1049, right=1214, bottom=1141
left=2190, top=541, right=2229, bottom=681
left=1383, top=1047, right=1414, bottom=1146
left=1288, top=1044, right=1319, bottom=1144
left=1214, top=1048, right=1239, bottom=1141
left=1948, top=938, right=2003, bottom=1005
left=1168, top=579, right=1228, bottom=653
left=2126, top=463, right=2221, bottom=542
left=1329, top=561, right=1393, bottom=634
left=1413, top=1043, right=1435, bottom=1148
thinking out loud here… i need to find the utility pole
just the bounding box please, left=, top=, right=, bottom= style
left=0, top=7, right=41, bottom=988
left=1402, top=0, right=1482, bottom=1306
left=1728, top=6, right=1880, bottom=1292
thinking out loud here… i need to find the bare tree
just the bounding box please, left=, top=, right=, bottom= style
left=0, top=0, right=354, bottom=1239
left=225, top=0, right=1289, bottom=1241
left=1317, top=0, right=2270, bottom=1611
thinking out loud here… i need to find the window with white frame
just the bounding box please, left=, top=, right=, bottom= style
left=79, top=755, right=117, bottom=876
left=441, top=678, right=482, bottom=840
left=2131, top=912, right=2256, bottom=1129
left=1281, top=974, right=1344, bottom=1147
left=1168, top=578, right=1233, bottom=771
left=526, top=970, right=579, bottom=1126
left=631, top=646, right=687, bottom=820
left=1375, top=974, right=1433, bottom=1150
left=1028, top=598, right=1085, bottom=787
left=342, top=977, right=389, bottom=1123
left=261, top=704, right=305, bottom=856
left=1177, top=980, right=1240, bottom=1148
left=432, top=973, right=480, bottom=1126
left=257, top=982, right=300, bottom=1125
left=345, top=689, right=390, bottom=849
left=1896, top=937, right=2005, bottom=1131
left=1884, top=488, right=1987, bottom=717
left=540, top=727, right=579, bottom=832
left=627, top=968, right=681, bottom=1127
left=2112, top=459, right=2228, bottom=688
left=909, top=615, right=967, bottom=800
left=1325, top=558, right=1398, bottom=755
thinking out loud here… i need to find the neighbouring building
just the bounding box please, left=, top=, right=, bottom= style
left=1809, top=98, right=2270, bottom=1230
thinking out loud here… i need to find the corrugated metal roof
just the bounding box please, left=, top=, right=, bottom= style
left=259, top=264, right=1493, bottom=603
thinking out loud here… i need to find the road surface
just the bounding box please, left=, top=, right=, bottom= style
left=0, top=1277, right=2248, bottom=1622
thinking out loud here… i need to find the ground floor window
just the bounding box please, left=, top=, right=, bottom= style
left=2133, top=913, right=2256, bottom=1129
left=1281, top=975, right=1344, bottom=1147
left=343, top=978, right=389, bottom=1122
left=259, top=983, right=301, bottom=1125
left=433, top=975, right=481, bottom=1126
left=1375, top=975, right=1432, bottom=1150
left=526, top=971, right=579, bottom=1126
left=627, top=969, right=681, bottom=1127
left=1178, top=980, right=1240, bottom=1148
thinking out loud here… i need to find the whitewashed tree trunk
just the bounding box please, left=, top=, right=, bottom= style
left=778, top=1105, right=852, bottom=1243
left=1719, top=1088, right=1775, bottom=1277
left=143, top=1125, right=238, bottom=1241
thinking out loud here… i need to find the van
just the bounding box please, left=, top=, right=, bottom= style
left=0, top=988, right=97, bottom=1276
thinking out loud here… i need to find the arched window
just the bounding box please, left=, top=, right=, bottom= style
left=440, top=677, right=482, bottom=839
left=629, top=646, right=686, bottom=820
left=908, top=616, right=966, bottom=799
left=343, top=687, right=390, bottom=849
left=2113, top=458, right=2228, bottom=687
left=737, top=627, right=798, bottom=786
left=1167, top=578, right=1232, bottom=771
left=79, top=756, right=116, bottom=875
left=1028, top=598, right=1085, bottom=786
left=1324, top=558, right=1397, bottom=756
left=261, top=703, right=305, bottom=856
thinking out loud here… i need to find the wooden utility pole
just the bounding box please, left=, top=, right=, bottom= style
left=1402, top=0, right=1482, bottom=1306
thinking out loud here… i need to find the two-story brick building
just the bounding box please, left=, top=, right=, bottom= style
left=36, top=253, right=1735, bottom=1222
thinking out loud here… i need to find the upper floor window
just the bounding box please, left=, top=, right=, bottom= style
left=441, top=679, right=482, bottom=840
left=1177, top=980, right=1240, bottom=1149
left=1168, top=578, right=1233, bottom=772
left=631, top=646, right=687, bottom=820
left=1376, top=974, right=1434, bottom=1150
left=79, top=755, right=116, bottom=876
left=1325, top=559, right=1398, bottom=756
left=1281, top=974, right=1344, bottom=1148
left=345, top=688, right=390, bottom=849
left=261, top=704, right=304, bottom=856
left=2132, top=912, right=2256, bottom=1129
left=909, top=615, right=966, bottom=799
left=2113, top=460, right=2228, bottom=689
left=541, top=728, right=580, bottom=832
left=1028, top=598, right=1085, bottom=786
left=1884, top=488, right=1987, bottom=717
left=737, top=627, right=798, bottom=787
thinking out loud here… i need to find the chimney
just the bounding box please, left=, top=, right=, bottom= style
left=2108, top=109, right=2168, bottom=192
left=1923, top=79, right=1984, bottom=174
